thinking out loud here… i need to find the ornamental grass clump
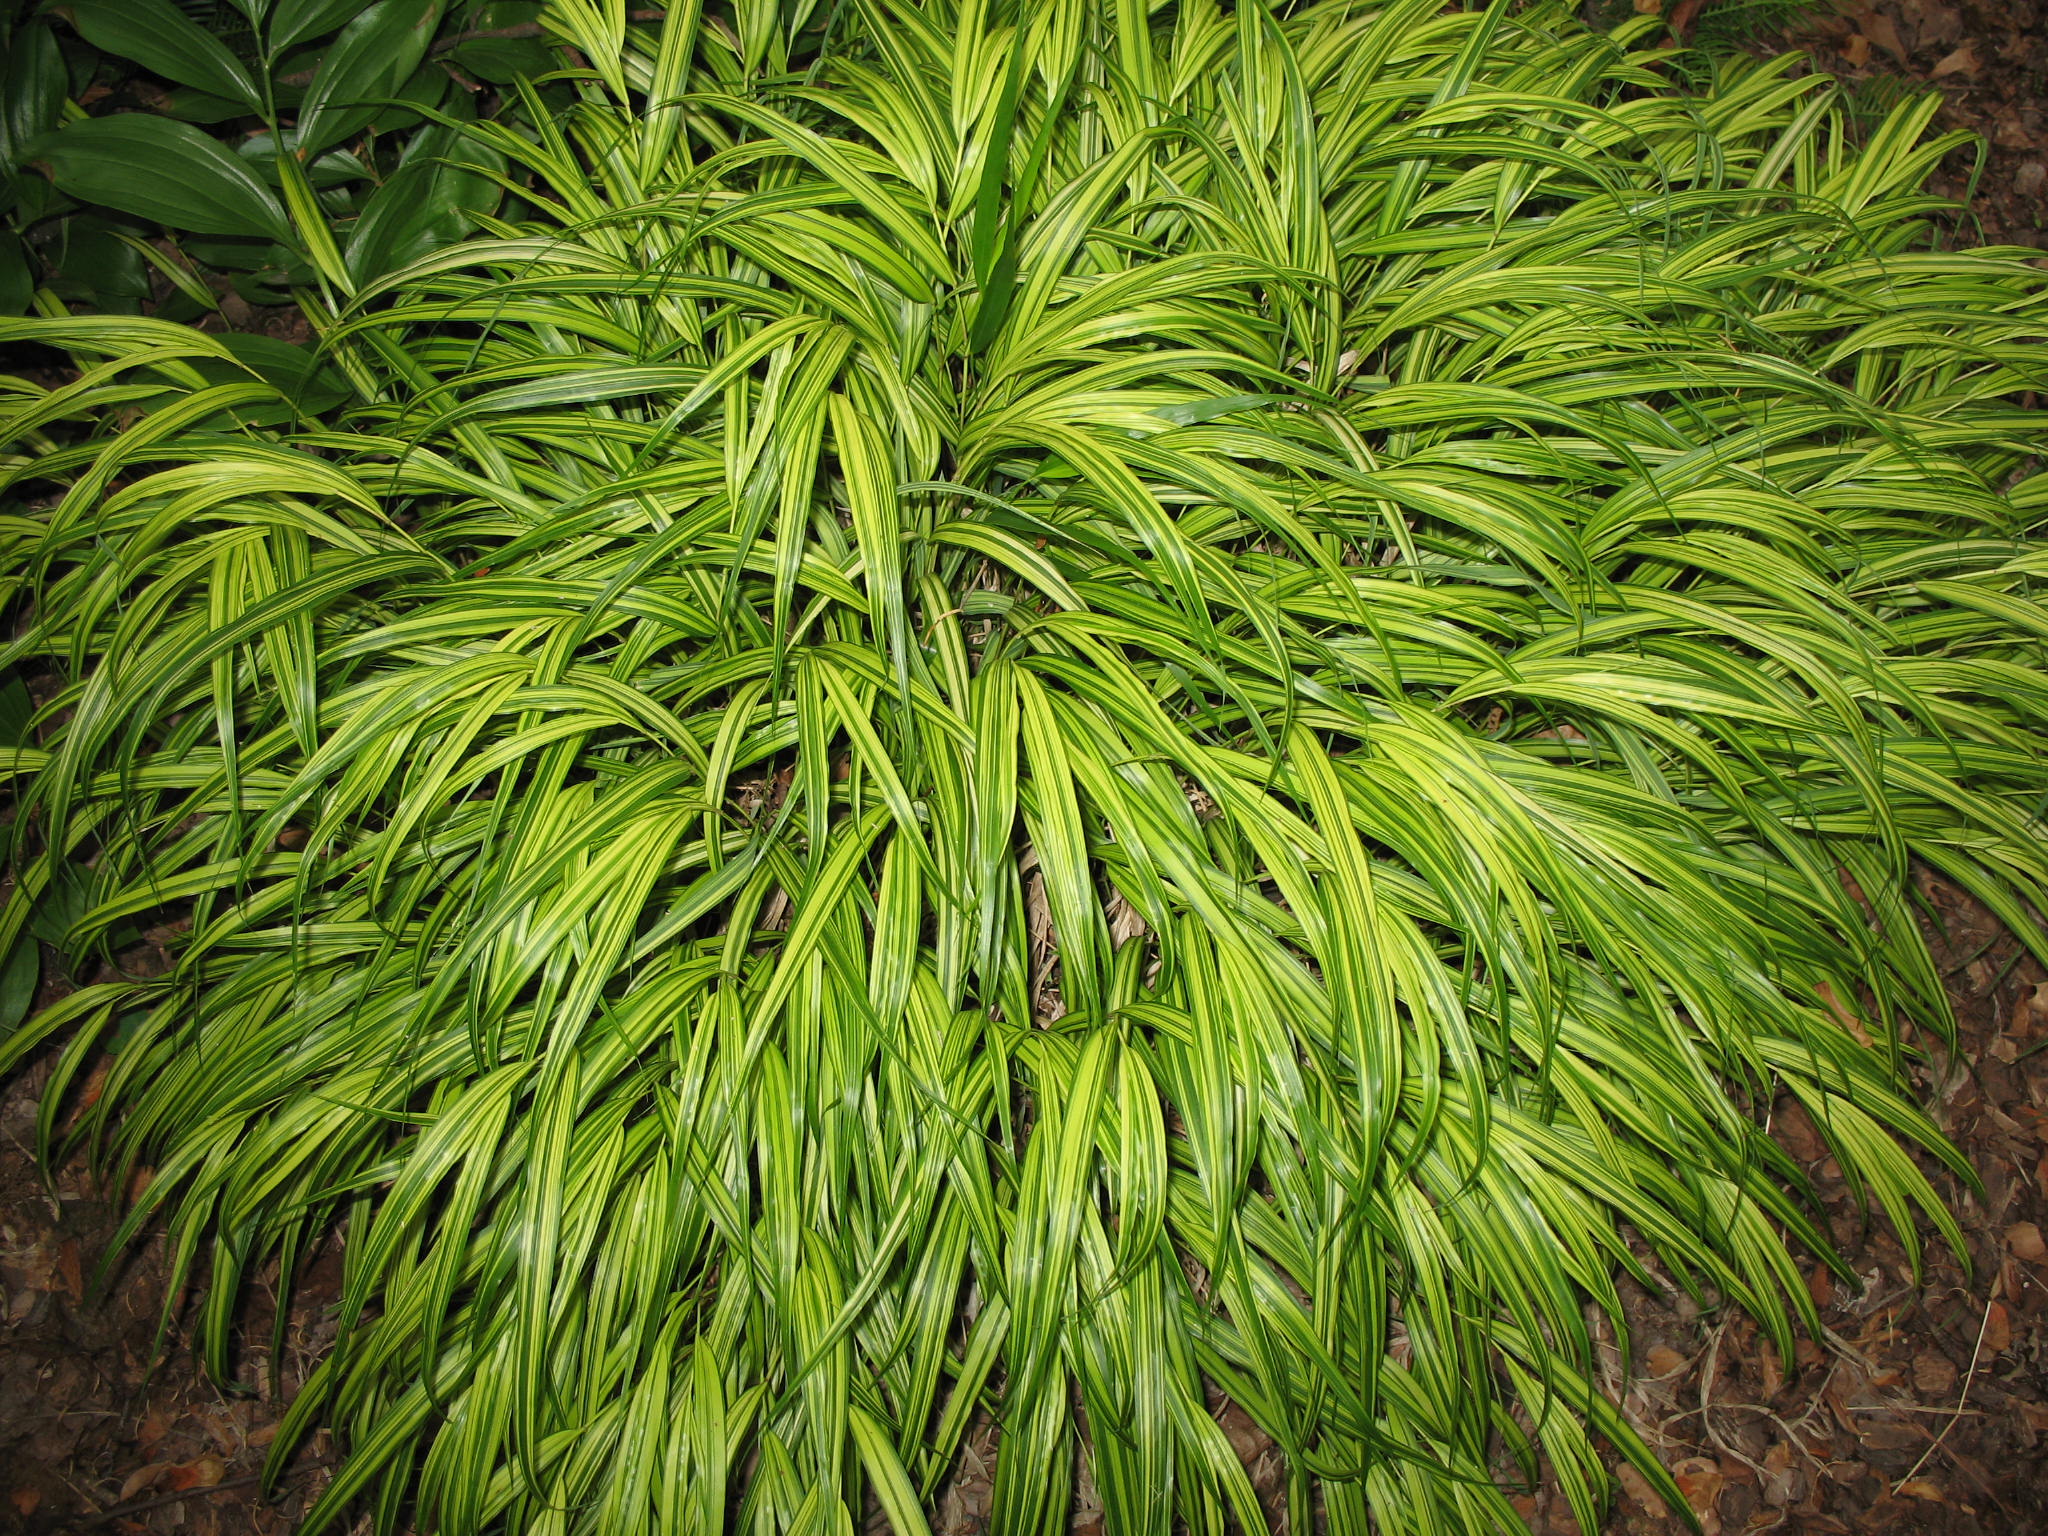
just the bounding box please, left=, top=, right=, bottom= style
left=3, top=1, right=2046, bottom=1531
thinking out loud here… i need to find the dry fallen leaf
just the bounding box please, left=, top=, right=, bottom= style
left=1857, top=1419, right=1924, bottom=1453
left=75, top=1055, right=112, bottom=1111
left=1616, top=1461, right=1662, bottom=1512
left=117, top=1462, right=172, bottom=1503
left=1929, top=44, right=1978, bottom=78
left=52, top=1238, right=82, bottom=1301
left=2008, top=1222, right=2045, bottom=1263
left=1864, top=10, right=1906, bottom=60
left=162, top=1456, right=226, bottom=1493
left=1807, top=1264, right=1835, bottom=1309
left=1983, top=1299, right=2012, bottom=1354
left=2022, top=980, right=2048, bottom=1029
left=1815, top=982, right=1872, bottom=1044
left=8, top=1487, right=41, bottom=1518
left=135, top=1408, right=172, bottom=1455
left=1775, top=1102, right=1824, bottom=1161
left=1912, top=1351, right=1957, bottom=1395
left=1674, top=1455, right=1726, bottom=1514
left=1647, top=1344, right=1691, bottom=1378
left=1758, top=1440, right=1803, bottom=1507
left=1897, top=1478, right=1945, bottom=1501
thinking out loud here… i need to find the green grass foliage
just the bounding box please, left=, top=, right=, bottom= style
left=3, top=1, right=2046, bottom=1531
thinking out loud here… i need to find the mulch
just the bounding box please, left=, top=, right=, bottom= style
left=1749, top=0, right=2046, bottom=251
left=1539, top=867, right=2048, bottom=1536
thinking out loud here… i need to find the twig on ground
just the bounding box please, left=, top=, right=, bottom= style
left=1891, top=1285, right=1996, bottom=1494
left=75, top=1459, right=332, bottom=1527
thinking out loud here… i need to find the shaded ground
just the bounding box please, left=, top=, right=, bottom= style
left=0, top=958, right=342, bottom=1536
left=1754, top=0, right=2047, bottom=250
left=4, top=894, right=2041, bottom=1536
left=1566, top=868, right=2048, bottom=1536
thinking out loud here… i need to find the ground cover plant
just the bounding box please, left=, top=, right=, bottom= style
left=2, top=0, right=2046, bottom=1531
left=2, top=0, right=546, bottom=319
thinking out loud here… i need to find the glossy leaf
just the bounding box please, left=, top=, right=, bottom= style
left=45, top=215, right=153, bottom=309
left=267, top=0, right=370, bottom=52
left=28, top=116, right=294, bottom=240
left=157, top=87, right=265, bottom=124
left=0, top=21, right=67, bottom=168
left=0, top=933, right=36, bottom=1034
left=0, top=677, right=29, bottom=747
left=446, top=35, right=555, bottom=83
left=0, top=233, right=30, bottom=313
left=343, top=124, right=503, bottom=283
left=66, top=0, right=261, bottom=108
left=294, top=0, right=446, bottom=155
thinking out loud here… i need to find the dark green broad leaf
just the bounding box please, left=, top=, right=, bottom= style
left=240, top=130, right=372, bottom=189
left=227, top=269, right=293, bottom=305
left=0, top=22, right=67, bottom=169
left=157, top=87, right=258, bottom=124
left=28, top=862, right=88, bottom=951
left=296, top=0, right=446, bottom=156
left=359, top=58, right=455, bottom=138
left=156, top=334, right=348, bottom=426
left=213, top=331, right=353, bottom=416
left=1150, top=393, right=1281, bottom=426
left=268, top=0, right=371, bottom=52
left=180, top=234, right=276, bottom=271
left=45, top=215, right=153, bottom=309
left=0, top=675, right=30, bottom=746
left=0, top=932, right=37, bottom=1034
left=65, top=0, right=261, bottom=108
left=447, top=36, right=554, bottom=84
left=474, top=0, right=544, bottom=25
left=2, top=174, right=63, bottom=228
left=345, top=123, right=503, bottom=283
left=29, top=116, right=294, bottom=241
left=0, top=234, right=31, bottom=314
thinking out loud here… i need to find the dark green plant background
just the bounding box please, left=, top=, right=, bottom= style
left=0, top=0, right=555, bottom=317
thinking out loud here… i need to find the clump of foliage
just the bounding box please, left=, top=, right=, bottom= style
left=3, top=1, right=2045, bottom=1532
left=1, top=0, right=546, bottom=317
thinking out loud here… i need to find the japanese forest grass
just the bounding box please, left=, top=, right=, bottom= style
left=3, top=1, right=2046, bottom=1532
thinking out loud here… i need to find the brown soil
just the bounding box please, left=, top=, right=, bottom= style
left=1564, top=868, right=2048, bottom=1536
left=6, top=902, right=2040, bottom=1536
left=0, top=955, right=342, bottom=1536
left=1749, top=0, right=2048, bottom=251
